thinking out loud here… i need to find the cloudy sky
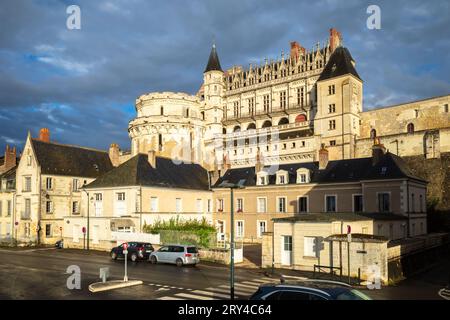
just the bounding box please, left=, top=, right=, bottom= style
left=0, top=0, right=449, bottom=153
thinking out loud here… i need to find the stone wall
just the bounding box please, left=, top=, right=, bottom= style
left=261, top=232, right=273, bottom=268
left=402, top=152, right=450, bottom=210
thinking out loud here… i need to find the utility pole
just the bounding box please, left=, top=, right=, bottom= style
left=230, top=187, right=235, bottom=300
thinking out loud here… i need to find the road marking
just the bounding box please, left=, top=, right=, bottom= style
left=175, top=293, right=215, bottom=300
left=438, top=288, right=450, bottom=300
left=217, top=285, right=255, bottom=295
left=158, top=296, right=186, bottom=300
left=190, top=290, right=231, bottom=299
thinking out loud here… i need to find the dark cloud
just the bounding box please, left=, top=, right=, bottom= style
left=0, top=0, right=449, bottom=153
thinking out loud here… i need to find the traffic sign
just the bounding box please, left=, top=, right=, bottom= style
left=82, top=227, right=86, bottom=234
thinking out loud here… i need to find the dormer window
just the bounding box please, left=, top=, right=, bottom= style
left=256, top=171, right=269, bottom=186
left=297, top=168, right=311, bottom=184
left=276, top=170, right=289, bottom=185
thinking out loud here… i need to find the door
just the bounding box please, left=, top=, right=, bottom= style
left=281, top=236, right=292, bottom=266
left=257, top=221, right=267, bottom=238
left=92, top=225, right=99, bottom=244
left=157, top=246, right=170, bottom=262
left=216, top=220, right=225, bottom=241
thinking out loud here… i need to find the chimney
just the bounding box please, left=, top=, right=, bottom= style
left=108, top=143, right=120, bottom=167
left=39, top=128, right=50, bottom=143
left=329, top=28, right=342, bottom=52
left=148, top=149, right=156, bottom=168
left=255, top=147, right=264, bottom=173
left=319, top=143, right=329, bottom=170
left=1, top=145, right=16, bottom=173
left=372, top=137, right=386, bottom=166
left=290, top=41, right=305, bottom=61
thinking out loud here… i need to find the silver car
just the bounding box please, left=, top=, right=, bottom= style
left=149, top=245, right=199, bottom=267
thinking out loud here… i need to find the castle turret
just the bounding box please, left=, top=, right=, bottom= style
left=202, top=43, right=226, bottom=170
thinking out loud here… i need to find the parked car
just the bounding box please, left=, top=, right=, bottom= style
left=55, top=239, right=64, bottom=249
left=149, top=245, right=199, bottom=267
left=249, top=279, right=372, bottom=300
left=110, top=242, right=154, bottom=262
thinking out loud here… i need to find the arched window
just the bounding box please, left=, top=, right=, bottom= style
left=247, top=123, right=256, bottom=130
left=233, top=125, right=241, bottom=132
left=295, top=114, right=307, bottom=123
left=370, top=129, right=377, bottom=139
left=262, top=120, right=272, bottom=128
left=407, top=123, right=414, bottom=134
left=278, top=118, right=289, bottom=126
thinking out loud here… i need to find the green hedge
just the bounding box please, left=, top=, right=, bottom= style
left=142, top=217, right=216, bottom=248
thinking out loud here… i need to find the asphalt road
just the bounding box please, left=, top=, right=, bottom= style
left=0, top=247, right=270, bottom=300
left=0, top=247, right=448, bottom=300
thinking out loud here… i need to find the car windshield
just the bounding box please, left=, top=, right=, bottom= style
left=335, top=289, right=372, bottom=300
left=187, top=247, right=198, bottom=254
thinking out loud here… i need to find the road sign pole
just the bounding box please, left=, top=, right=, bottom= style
left=123, top=243, right=129, bottom=282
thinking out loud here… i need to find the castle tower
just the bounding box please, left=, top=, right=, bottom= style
left=314, top=42, right=363, bottom=160
left=202, top=44, right=225, bottom=169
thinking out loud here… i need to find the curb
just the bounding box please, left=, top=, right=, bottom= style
left=89, top=280, right=143, bottom=293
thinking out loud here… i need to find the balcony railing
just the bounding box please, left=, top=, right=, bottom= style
left=224, top=102, right=312, bottom=121
left=216, top=120, right=313, bottom=140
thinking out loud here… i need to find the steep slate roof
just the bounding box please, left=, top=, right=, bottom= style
left=213, top=152, right=426, bottom=188
left=318, top=46, right=361, bottom=82
left=272, top=212, right=407, bottom=223
left=86, top=153, right=210, bottom=190
left=1, top=166, right=17, bottom=180
left=31, top=139, right=113, bottom=178
left=204, top=44, right=222, bottom=72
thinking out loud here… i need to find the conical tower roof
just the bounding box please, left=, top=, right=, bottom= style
left=204, top=44, right=222, bottom=73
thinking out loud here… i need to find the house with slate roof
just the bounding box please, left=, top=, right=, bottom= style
left=14, top=129, right=113, bottom=245
left=62, top=151, right=212, bottom=250
left=212, top=139, right=427, bottom=243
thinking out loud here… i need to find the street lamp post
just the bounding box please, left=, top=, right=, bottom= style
left=82, top=185, right=91, bottom=251
left=219, top=181, right=245, bottom=301
left=230, top=187, right=235, bottom=300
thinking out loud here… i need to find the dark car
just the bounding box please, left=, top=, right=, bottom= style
left=249, top=279, right=372, bottom=300
left=110, top=242, right=154, bottom=262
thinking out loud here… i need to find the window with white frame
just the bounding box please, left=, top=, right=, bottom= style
left=117, top=192, right=125, bottom=201
left=256, top=172, right=269, bottom=186
left=217, top=198, right=224, bottom=212
left=46, top=177, right=53, bottom=190
left=296, top=168, right=310, bottom=183
left=257, top=220, right=267, bottom=238
left=207, top=199, right=212, bottom=213
left=23, top=176, right=31, bottom=192
left=304, top=236, right=319, bottom=257
left=236, top=198, right=243, bottom=212
left=298, top=196, right=308, bottom=213
left=45, top=201, right=53, bottom=214
left=276, top=170, right=288, bottom=185
left=7, top=200, right=12, bottom=216
left=72, top=201, right=79, bottom=214
left=236, top=221, right=244, bottom=239
left=325, top=195, right=337, bottom=212
left=277, top=197, right=287, bottom=213
left=257, top=197, right=267, bottom=213
left=150, top=197, right=158, bottom=212
left=175, top=198, right=182, bottom=213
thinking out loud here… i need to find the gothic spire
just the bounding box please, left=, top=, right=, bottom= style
left=204, top=43, right=223, bottom=73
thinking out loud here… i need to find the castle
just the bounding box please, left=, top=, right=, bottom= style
left=127, top=28, right=450, bottom=173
